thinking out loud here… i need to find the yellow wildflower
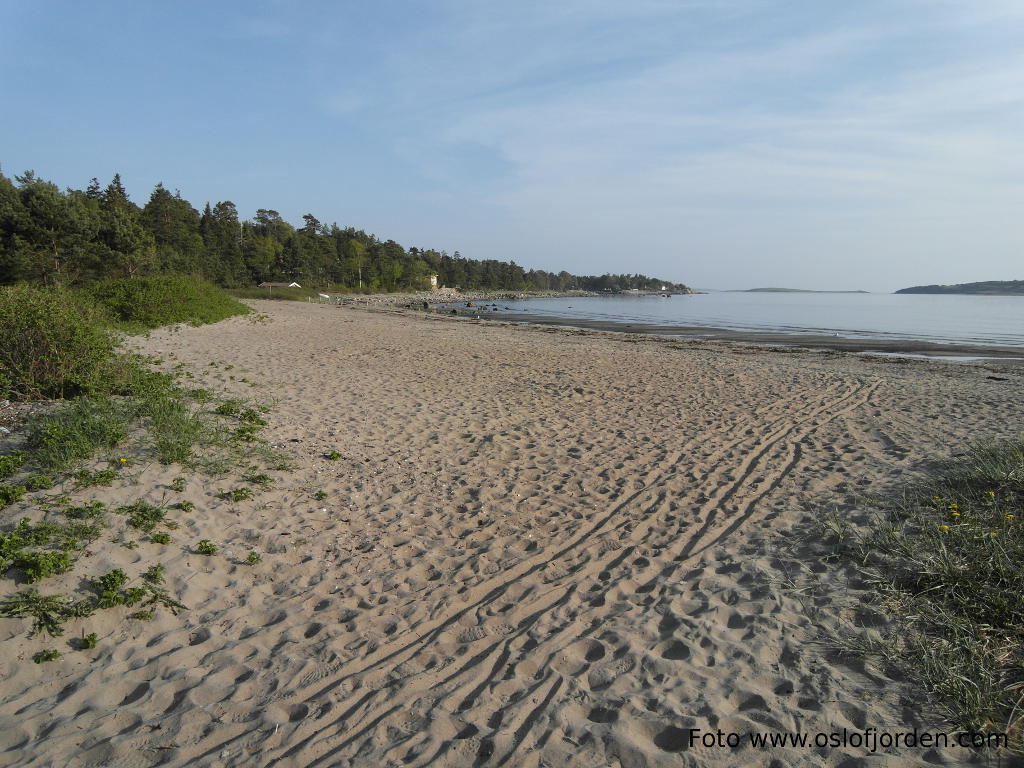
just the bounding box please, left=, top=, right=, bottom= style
left=119, top=457, right=127, bottom=464
left=990, top=531, right=999, bottom=538
left=950, top=511, right=961, bottom=518
left=938, top=525, right=951, bottom=532
left=1006, top=514, right=1016, bottom=522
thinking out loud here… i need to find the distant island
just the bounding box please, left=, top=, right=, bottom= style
left=737, top=287, right=870, bottom=294
left=895, top=280, right=1024, bottom=296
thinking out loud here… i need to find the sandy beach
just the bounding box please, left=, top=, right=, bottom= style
left=1, top=299, right=1021, bottom=768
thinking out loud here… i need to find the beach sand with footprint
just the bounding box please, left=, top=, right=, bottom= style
left=1, top=299, right=1021, bottom=767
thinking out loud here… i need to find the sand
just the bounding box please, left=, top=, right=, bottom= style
left=1, top=299, right=1021, bottom=768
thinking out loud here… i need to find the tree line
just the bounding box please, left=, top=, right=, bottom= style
left=0, top=170, right=689, bottom=293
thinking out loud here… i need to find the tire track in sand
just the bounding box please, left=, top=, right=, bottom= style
left=181, top=378, right=874, bottom=766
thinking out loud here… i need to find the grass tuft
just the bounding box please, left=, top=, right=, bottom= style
left=832, top=438, right=1023, bottom=750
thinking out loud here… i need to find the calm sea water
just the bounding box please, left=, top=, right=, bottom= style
left=491, top=292, right=1024, bottom=349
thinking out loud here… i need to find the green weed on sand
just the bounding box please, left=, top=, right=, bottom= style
left=832, top=439, right=1023, bottom=751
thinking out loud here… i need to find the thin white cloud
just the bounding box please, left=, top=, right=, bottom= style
left=268, top=0, right=1024, bottom=287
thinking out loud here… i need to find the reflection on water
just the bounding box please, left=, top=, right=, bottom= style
left=489, top=293, right=1024, bottom=348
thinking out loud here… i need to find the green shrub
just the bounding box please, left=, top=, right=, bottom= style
left=93, top=569, right=129, bottom=608
left=13, top=551, right=73, bottom=582
left=0, top=451, right=25, bottom=479
left=0, top=285, right=121, bottom=401
left=0, top=517, right=100, bottom=579
left=123, top=587, right=147, bottom=606
left=24, top=474, right=53, bottom=490
left=0, top=484, right=26, bottom=507
left=219, top=487, right=253, bottom=502
left=117, top=501, right=175, bottom=533
left=196, top=540, right=218, bottom=555
left=33, top=649, right=62, bottom=663
left=88, top=275, right=250, bottom=330
left=0, top=589, right=94, bottom=636
left=80, top=632, right=98, bottom=650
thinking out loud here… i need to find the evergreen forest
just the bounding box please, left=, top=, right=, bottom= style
left=0, top=170, right=689, bottom=294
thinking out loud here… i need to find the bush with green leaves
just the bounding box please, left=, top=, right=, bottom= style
left=0, top=285, right=124, bottom=401
left=117, top=501, right=176, bottom=533
left=0, top=451, right=25, bottom=479
left=33, top=649, right=62, bottom=663
left=13, top=551, right=74, bottom=583
left=196, top=540, right=218, bottom=555
left=0, top=484, right=26, bottom=507
left=92, top=569, right=130, bottom=608
left=220, top=487, right=253, bottom=503
left=88, top=274, right=250, bottom=330
left=0, top=516, right=101, bottom=580
left=24, top=474, right=53, bottom=490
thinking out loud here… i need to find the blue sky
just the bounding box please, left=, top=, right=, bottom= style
left=2, top=0, right=1022, bottom=291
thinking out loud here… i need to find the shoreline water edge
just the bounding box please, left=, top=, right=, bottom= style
left=328, top=292, right=1024, bottom=363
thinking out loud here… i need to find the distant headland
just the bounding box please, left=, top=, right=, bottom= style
left=895, top=280, right=1024, bottom=296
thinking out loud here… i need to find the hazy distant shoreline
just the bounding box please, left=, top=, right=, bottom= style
left=896, top=279, right=1024, bottom=295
